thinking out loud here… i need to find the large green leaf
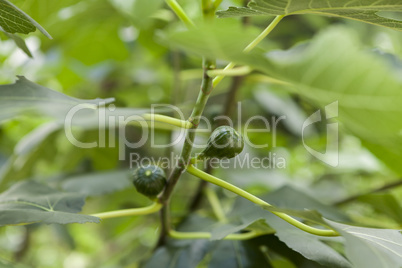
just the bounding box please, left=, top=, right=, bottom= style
left=327, top=220, right=402, bottom=268
left=226, top=186, right=352, bottom=267
left=170, top=24, right=402, bottom=173
left=217, top=0, right=402, bottom=31
left=263, top=27, right=402, bottom=173
left=0, top=181, right=100, bottom=226
left=0, top=0, right=51, bottom=37
left=0, top=76, right=114, bottom=123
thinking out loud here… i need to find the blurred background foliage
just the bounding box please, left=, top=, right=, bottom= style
left=1, top=0, right=402, bottom=267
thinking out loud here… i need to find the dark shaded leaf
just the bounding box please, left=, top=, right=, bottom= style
left=144, top=215, right=272, bottom=268
left=210, top=219, right=274, bottom=241
left=258, top=235, right=331, bottom=268
left=208, top=239, right=273, bottom=268
left=144, top=239, right=211, bottom=268
left=266, top=213, right=351, bottom=268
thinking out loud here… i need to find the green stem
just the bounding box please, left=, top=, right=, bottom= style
left=160, top=59, right=214, bottom=205
left=207, top=66, right=252, bottom=77
left=212, top=15, right=285, bottom=88
left=204, top=187, right=227, bottom=222
left=91, top=202, right=162, bottom=220
left=186, top=165, right=339, bottom=237
left=142, top=113, right=192, bottom=129
left=169, top=229, right=271, bottom=240
left=157, top=58, right=215, bottom=246
left=165, top=0, right=195, bottom=28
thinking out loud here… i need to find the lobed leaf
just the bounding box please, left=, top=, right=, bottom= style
left=217, top=0, right=402, bottom=31
left=0, top=181, right=100, bottom=226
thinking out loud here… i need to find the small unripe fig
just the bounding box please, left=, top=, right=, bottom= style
left=132, top=165, right=166, bottom=198
left=199, top=126, right=244, bottom=160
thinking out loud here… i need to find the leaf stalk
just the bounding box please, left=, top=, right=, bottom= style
left=90, top=202, right=162, bottom=220
left=186, top=164, right=339, bottom=237
left=212, top=15, right=285, bottom=87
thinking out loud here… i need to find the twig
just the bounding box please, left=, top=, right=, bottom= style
left=187, top=3, right=249, bottom=214
left=156, top=58, right=215, bottom=247
left=333, top=179, right=402, bottom=206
